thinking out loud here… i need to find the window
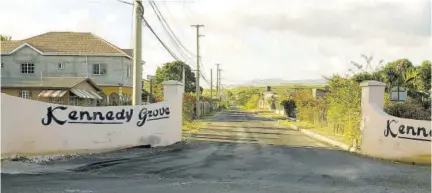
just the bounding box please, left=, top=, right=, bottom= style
left=20, top=90, right=30, bottom=99
left=58, top=62, right=65, bottom=70
left=49, top=98, right=63, bottom=104
left=126, top=65, right=131, bottom=77
left=69, top=96, right=79, bottom=106
left=92, top=64, right=107, bottom=75
left=21, top=63, right=34, bottom=74
left=1, top=62, right=3, bottom=68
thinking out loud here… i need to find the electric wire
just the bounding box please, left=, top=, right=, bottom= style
left=150, top=1, right=196, bottom=57
left=149, top=1, right=189, bottom=61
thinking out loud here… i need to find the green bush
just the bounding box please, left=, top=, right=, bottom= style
left=245, top=95, right=260, bottom=110
left=384, top=99, right=431, bottom=121
left=281, top=98, right=296, bottom=117
left=291, top=76, right=361, bottom=144
left=182, top=93, right=195, bottom=123
left=325, top=76, right=361, bottom=142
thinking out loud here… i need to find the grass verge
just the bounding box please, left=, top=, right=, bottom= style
left=253, top=110, right=353, bottom=146
left=182, top=110, right=222, bottom=142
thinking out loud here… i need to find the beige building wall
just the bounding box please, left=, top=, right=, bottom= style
left=1, top=87, right=56, bottom=103
left=1, top=46, right=132, bottom=87
left=1, top=79, right=100, bottom=106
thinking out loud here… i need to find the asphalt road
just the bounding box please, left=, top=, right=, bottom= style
left=2, top=109, right=431, bottom=193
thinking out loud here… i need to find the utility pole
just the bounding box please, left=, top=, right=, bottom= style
left=132, top=0, right=143, bottom=105
left=191, top=24, right=204, bottom=118
left=218, top=68, right=222, bottom=100
left=210, top=68, right=213, bottom=101
left=216, top=64, right=220, bottom=98
left=182, top=63, right=186, bottom=92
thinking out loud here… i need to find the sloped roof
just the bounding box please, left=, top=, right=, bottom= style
left=1, top=40, right=23, bottom=52
left=121, top=49, right=133, bottom=57
left=1, top=32, right=130, bottom=58
left=1, top=77, right=101, bottom=91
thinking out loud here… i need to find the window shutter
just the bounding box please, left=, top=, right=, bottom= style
left=101, top=64, right=107, bottom=74
left=29, top=90, right=32, bottom=99
left=18, top=90, right=22, bottom=98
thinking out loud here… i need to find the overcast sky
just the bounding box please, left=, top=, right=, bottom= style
left=0, top=0, right=431, bottom=86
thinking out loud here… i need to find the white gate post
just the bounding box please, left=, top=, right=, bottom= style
left=360, top=80, right=386, bottom=110
left=163, top=80, right=183, bottom=141
left=359, top=80, right=386, bottom=150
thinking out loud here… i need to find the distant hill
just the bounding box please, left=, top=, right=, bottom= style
left=229, top=78, right=328, bottom=88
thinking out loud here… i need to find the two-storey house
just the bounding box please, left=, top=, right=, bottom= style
left=1, top=32, right=134, bottom=105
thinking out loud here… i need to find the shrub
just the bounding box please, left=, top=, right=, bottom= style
left=245, top=95, right=260, bottom=110
left=182, top=93, right=195, bottom=123
left=290, top=75, right=362, bottom=144
left=384, top=99, right=431, bottom=121
left=326, top=76, right=361, bottom=142
left=291, top=89, right=315, bottom=122
left=281, top=98, right=296, bottom=117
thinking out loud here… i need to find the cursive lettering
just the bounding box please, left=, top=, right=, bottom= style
left=42, top=106, right=68, bottom=125
left=42, top=105, right=169, bottom=127
left=384, top=119, right=431, bottom=142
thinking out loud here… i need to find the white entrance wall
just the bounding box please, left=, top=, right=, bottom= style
left=360, top=81, right=431, bottom=163
left=1, top=80, right=183, bottom=156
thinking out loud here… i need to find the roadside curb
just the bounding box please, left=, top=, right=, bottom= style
left=300, top=129, right=356, bottom=152
left=287, top=124, right=357, bottom=153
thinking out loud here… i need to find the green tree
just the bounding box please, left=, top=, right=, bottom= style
left=231, top=87, right=261, bottom=107
left=153, top=61, right=201, bottom=94
left=380, top=59, right=415, bottom=91
left=416, top=60, right=431, bottom=95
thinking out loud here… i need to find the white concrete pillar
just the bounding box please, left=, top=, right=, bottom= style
left=359, top=80, right=386, bottom=150
left=163, top=80, right=183, bottom=140
left=360, top=81, right=386, bottom=110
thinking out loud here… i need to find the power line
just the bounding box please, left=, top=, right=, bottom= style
left=143, top=19, right=181, bottom=61
left=143, top=18, right=199, bottom=74
left=149, top=1, right=195, bottom=58
left=149, top=1, right=189, bottom=61
left=199, top=60, right=210, bottom=83
left=115, top=0, right=188, bottom=62
left=160, top=1, right=196, bottom=57
left=116, top=0, right=144, bottom=16
left=117, top=0, right=199, bottom=87
left=116, top=0, right=134, bottom=5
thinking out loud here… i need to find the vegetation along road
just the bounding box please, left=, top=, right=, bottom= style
left=2, top=108, right=430, bottom=193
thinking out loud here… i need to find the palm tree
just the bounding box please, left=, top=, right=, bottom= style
left=392, top=61, right=418, bottom=101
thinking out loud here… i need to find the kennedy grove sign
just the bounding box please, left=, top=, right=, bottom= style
left=41, top=105, right=170, bottom=127
left=360, top=81, right=431, bottom=164
left=1, top=81, right=183, bottom=156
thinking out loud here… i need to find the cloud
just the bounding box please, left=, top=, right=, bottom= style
left=0, top=0, right=430, bottom=85
left=237, top=0, right=430, bottom=46
left=106, top=14, right=118, bottom=24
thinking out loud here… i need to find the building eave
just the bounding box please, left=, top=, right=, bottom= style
left=1, top=85, right=71, bottom=89
left=1, top=50, right=131, bottom=59
left=8, top=43, right=44, bottom=55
